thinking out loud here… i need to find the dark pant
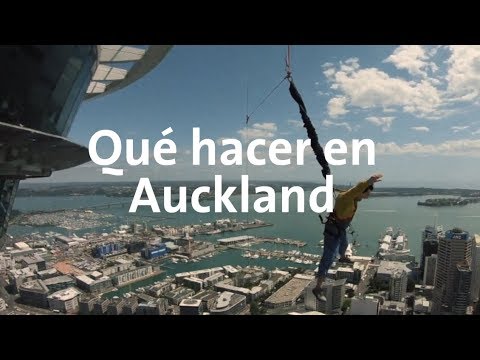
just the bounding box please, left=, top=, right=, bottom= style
left=317, top=222, right=349, bottom=278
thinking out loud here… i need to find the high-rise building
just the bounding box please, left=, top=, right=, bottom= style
left=420, top=225, right=443, bottom=278
left=47, top=287, right=82, bottom=314
left=423, top=254, right=437, bottom=286
left=470, top=234, right=480, bottom=303
left=305, top=278, right=346, bottom=315
left=432, top=228, right=472, bottom=314
left=379, top=301, right=406, bottom=315
left=349, top=296, right=379, bottom=315
left=0, top=45, right=172, bottom=245
left=78, top=296, right=96, bottom=315
left=452, top=262, right=472, bottom=315
left=389, top=270, right=407, bottom=302
left=210, top=291, right=247, bottom=315
left=179, top=298, right=203, bottom=315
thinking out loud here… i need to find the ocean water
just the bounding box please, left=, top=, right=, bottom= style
left=10, top=193, right=480, bottom=260
left=11, top=193, right=480, bottom=297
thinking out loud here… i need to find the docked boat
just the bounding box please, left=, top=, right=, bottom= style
left=377, top=227, right=414, bottom=262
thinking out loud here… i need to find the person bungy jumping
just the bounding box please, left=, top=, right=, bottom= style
left=312, top=174, right=383, bottom=301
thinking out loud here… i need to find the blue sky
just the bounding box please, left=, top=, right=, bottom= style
left=33, top=45, right=480, bottom=188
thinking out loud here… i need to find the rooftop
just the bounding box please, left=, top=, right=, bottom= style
left=48, top=287, right=81, bottom=301
left=324, top=278, right=347, bottom=287
left=54, top=262, right=85, bottom=276
left=10, top=267, right=35, bottom=277
left=115, top=258, right=132, bottom=265
left=43, top=275, right=75, bottom=286
left=90, top=271, right=103, bottom=279
left=211, top=291, right=246, bottom=311
left=180, top=298, right=202, bottom=307
left=265, top=276, right=313, bottom=305
left=204, top=272, right=224, bottom=281
left=377, top=261, right=411, bottom=276
left=382, top=300, right=406, bottom=310
left=216, top=292, right=234, bottom=309
left=215, top=282, right=251, bottom=296
left=14, top=242, right=31, bottom=250
left=37, top=268, right=58, bottom=276
left=19, top=279, right=49, bottom=293
left=192, top=289, right=219, bottom=302
left=76, top=275, right=95, bottom=285
left=20, top=254, right=45, bottom=265
left=223, top=265, right=239, bottom=273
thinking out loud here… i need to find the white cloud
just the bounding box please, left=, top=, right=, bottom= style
left=327, top=96, right=349, bottom=118
left=345, top=57, right=360, bottom=65
left=411, top=126, right=430, bottom=132
left=340, top=58, right=361, bottom=73
left=427, top=77, right=442, bottom=86
left=365, top=116, right=394, bottom=132
left=324, top=60, right=446, bottom=119
left=428, top=46, right=442, bottom=57
left=322, top=119, right=352, bottom=132
left=323, top=67, right=336, bottom=80
left=384, top=45, right=437, bottom=77
left=253, top=122, right=277, bottom=131
left=376, top=139, right=480, bottom=157
left=287, top=119, right=303, bottom=128
left=451, top=125, right=470, bottom=133
left=448, top=91, right=479, bottom=103
left=237, top=122, right=277, bottom=141
left=446, top=46, right=480, bottom=101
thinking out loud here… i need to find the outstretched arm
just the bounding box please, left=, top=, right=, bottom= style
left=342, top=174, right=383, bottom=200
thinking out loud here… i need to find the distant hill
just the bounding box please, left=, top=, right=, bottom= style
left=15, top=182, right=480, bottom=198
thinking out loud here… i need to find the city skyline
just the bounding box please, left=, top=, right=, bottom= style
left=3, top=45, right=480, bottom=316
left=25, top=45, right=480, bottom=188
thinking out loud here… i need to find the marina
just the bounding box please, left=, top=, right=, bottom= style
left=376, top=226, right=415, bottom=262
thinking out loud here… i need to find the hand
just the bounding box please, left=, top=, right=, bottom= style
left=368, top=173, right=383, bottom=185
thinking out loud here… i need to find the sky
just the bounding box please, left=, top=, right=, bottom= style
left=30, top=45, right=480, bottom=188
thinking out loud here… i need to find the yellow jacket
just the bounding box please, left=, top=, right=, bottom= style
left=333, top=180, right=370, bottom=222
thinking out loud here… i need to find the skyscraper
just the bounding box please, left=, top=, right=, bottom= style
left=423, top=254, right=437, bottom=286
left=432, top=228, right=472, bottom=314
left=420, top=225, right=443, bottom=279
left=452, top=262, right=472, bottom=315
left=0, top=45, right=172, bottom=245
left=306, top=278, right=346, bottom=314
left=470, top=234, right=480, bottom=303
left=389, top=270, right=407, bottom=302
